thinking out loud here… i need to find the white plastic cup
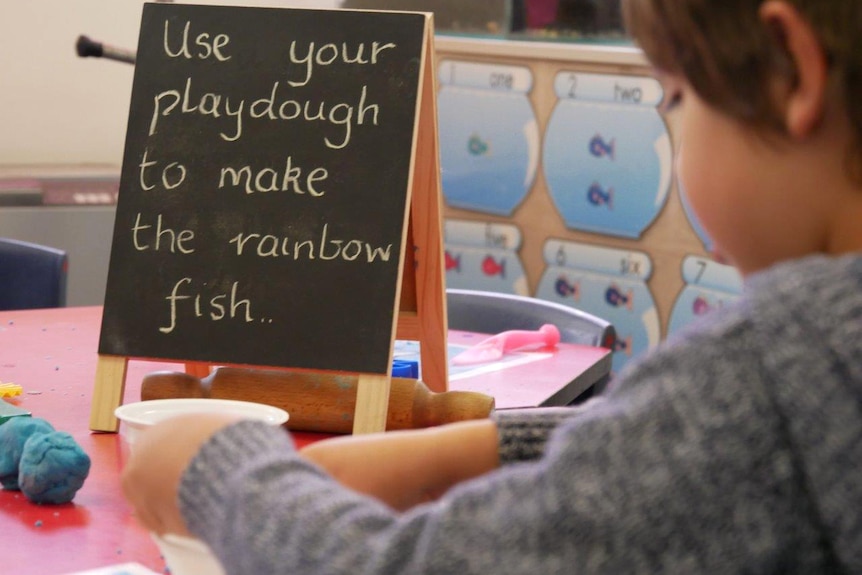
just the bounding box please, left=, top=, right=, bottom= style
left=152, top=533, right=226, bottom=575
left=115, top=398, right=289, bottom=575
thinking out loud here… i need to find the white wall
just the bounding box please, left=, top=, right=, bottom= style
left=1, top=1, right=338, bottom=167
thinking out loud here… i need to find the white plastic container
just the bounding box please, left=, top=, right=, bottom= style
left=115, top=398, right=289, bottom=575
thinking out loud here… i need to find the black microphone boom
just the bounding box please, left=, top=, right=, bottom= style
left=76, top=35, right=136, bottom=65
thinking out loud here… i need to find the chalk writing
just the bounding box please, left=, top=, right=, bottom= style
left=163, top=20, right=232, bottom=61
left=228, top=225, right=393, bottom=262
left=139, top=149, right=187, bottom=190
left=218, top=156, right=328, bottom=195
left=160, top=279, right=254, bottom=334
left=286, top=40, right=396, bottom=86
left=148, top=79, right=377, bottom=148
left=131, top=213, right=195, bottom=253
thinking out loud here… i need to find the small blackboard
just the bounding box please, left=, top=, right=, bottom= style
left=99, top=3, right=427, bottom=375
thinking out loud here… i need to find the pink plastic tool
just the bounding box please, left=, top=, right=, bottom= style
left=451, top=324, right=561, bottom=366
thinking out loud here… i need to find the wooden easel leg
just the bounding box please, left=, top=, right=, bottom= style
left=398, top=27, right=449, bottom=393
left=89, top=355, right=129, bottom=432
left=352, top=374, right=391, bottom=434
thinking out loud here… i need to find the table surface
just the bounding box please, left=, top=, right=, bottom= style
left=0, top=306, right=610, bottom=575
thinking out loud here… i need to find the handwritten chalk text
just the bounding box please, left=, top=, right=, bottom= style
left=229, top=224, right=393, bottom=263
left=148, top=79, right=377, bottom=148
left=218, top=156, right=328, bottom=196
left=286, top=40, right=395, bottom=87
left=139, top=149, right=187, bottom=190
left=131, top=213, right=195, bottom=253
left=163, top=20, right=231, bottom=61
left=160, top=278, right=253, bottom=334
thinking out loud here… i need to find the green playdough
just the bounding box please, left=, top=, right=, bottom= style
left=18, top=431, right=91, bottom=504
left=0, top=417, right=54, bottom=489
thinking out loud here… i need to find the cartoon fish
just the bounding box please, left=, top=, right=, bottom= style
left=587, top=182, right=614, bottom=209
left=692, top=295, right=712, bottom=315
left=605, top=284, right=634, bottom=310
left=445, top=250, right=461, bottom=272
left=588, top=134, right=615, bottom=160
left=481, top=255, right=506, bottom=278
left=467, top=133, right=490, bottom=156
left=554, top=276, right=580, bottom=300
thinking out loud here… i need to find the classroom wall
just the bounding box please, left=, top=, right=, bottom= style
left=1, top=1, right=338, bottom=166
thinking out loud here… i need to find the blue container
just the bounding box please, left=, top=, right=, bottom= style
left=391, top=359, right=419, bottom=379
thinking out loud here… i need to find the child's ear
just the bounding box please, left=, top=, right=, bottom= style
left=759, top=0, right=828, bottom=138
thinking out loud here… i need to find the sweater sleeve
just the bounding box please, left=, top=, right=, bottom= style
left=492, top=407, right=581, bottom=463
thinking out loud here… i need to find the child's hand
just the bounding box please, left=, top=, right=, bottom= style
left=300, top=419, right=499, bottom=511
left=120, top=413, right=241, bottom=536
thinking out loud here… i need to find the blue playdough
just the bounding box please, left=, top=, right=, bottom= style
left=18, top=431, right=91, bottom=504
left=0, top=417, right=54, bottom=489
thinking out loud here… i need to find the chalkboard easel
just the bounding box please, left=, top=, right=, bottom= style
left=89, top=4, right=447, bottom=434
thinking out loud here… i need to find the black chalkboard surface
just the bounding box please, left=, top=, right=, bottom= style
left=99, top=3, right=428, bottom=375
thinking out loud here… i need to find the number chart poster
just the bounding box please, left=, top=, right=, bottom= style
left=99, top=4, right=427, bottom=374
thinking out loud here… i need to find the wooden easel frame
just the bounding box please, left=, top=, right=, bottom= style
left=90, top=15, right=446, bottom=435
left=355, top=23, right=447, bottom=433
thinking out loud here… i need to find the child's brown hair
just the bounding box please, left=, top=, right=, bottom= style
left=622, top=0, right=862, bottom=159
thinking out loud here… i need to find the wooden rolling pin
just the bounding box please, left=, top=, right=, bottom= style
left=141, top=367, right=495, bottom=434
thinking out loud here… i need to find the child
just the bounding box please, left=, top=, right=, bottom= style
left=122, top=0, right=862, bottom=572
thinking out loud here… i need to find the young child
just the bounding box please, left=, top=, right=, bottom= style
left=122, top=0, right=862, bottom=572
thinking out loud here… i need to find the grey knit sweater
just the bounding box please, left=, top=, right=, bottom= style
left=179, top=254, right=862, bottom=574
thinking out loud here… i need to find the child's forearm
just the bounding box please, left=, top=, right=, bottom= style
left=299, top=419, right=499, bottom=510
left=425, top=419, right=500, bottom=491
